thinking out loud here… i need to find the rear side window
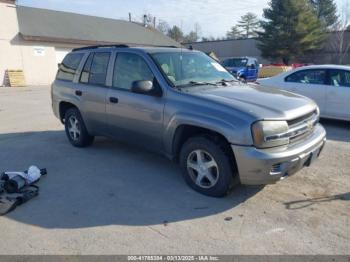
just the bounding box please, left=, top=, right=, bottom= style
left=328, top=69, right=350, bottom=88
left=57, top=53, right=84, bottom=81
left=80, top=52, right=111, bottom=86
left=285, top=69, right=326, bottom=85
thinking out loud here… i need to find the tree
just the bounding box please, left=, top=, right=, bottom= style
left=237, top=12, right=260, bottom=38
left=226, top=26, right=242, bottom=39
left=194, top=23, right=202, bottom=38
left=142, top=13, right=156, bottom=27
left=183, top=31, right=199, bottom=43
left=257, top=0, right=326, bottom=65
left=183, top=23, right=202, bottom=43
left=309, top=0, right=338, bottom=28
left=327, top=0, right=350, bottom=64
left=157, top=20, right=170, bottom=35
left=201, top=36, right=216, bottom=41
left=167, top=26, right=184, bottom=42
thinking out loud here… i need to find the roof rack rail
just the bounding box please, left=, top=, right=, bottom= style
left=72, top=44, right=129, bottom=52
left=153, top=45, right=179, bottom=48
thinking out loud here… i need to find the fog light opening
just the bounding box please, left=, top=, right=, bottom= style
left=270, top=163, right=282, bottom=176
left=280, top=172, right=289, bottom=180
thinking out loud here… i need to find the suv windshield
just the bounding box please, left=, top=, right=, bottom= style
left=151, top=51, right=235, bottom=87
left=222, top=58, right=248, bottom=68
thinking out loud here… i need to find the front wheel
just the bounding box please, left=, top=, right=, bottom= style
left=64, top=108, right=94, bottom=147
left=179, top=136, right=236, bottom=197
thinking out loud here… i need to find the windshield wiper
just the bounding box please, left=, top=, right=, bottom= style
left=215, top=78, right=243, bottom=86
left=216, top=79, right=239, bottom=84
left=177, top=81, right=217, bottom=88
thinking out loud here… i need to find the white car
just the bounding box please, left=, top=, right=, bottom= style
left=258, top=65, right=350, bottom=121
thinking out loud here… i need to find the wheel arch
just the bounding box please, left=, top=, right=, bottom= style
left=171, top=124, right=236, bottom=165
left=59, top=101, right=78, bottom=124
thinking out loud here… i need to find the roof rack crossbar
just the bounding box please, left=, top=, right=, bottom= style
left=72, top=44, right=129, bottom=52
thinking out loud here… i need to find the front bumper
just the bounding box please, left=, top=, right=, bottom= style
left=232, top=124, right=326, bottom=185
left=52, top=98, right=60, bottom=120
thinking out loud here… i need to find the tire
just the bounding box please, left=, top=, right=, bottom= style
left=179, top=135, right=237, bottom=197
left=64, top=107, right=94, bottom=147
left=239, top=76, right=247, bottom=83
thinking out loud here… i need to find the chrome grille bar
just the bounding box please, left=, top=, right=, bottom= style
left=265, top=113, right=318, bottom=142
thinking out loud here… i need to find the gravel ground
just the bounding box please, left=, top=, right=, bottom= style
left=0, top=86, right=349, bottom=255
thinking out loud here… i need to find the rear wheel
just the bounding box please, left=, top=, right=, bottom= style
left=179, top=136, right=237, bottom=197
left=64, top=108, right=94, bottom=147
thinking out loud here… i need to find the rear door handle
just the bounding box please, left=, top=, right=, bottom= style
left=75, top=90, right=82, bottom=96
left=109, top=97, right=119, bottom=103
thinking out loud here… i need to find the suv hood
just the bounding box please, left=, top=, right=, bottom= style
left=192, top=84, right=317, bottom=120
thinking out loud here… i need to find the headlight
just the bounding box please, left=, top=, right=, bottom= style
left=237, top=70, right=244, bottom=76
left=251, top=121, right=289, bottom=148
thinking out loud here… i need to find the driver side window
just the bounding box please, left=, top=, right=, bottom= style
left=112, top=53, right=154, bottom=90
left=247, top=61, right=256, bottom=69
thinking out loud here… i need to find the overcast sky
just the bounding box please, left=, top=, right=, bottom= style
left=18, top=0, right=347, bottom=38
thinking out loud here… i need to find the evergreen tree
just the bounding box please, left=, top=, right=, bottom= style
left=237, top=12, right=260, bottom=38
left=167, top=26, right=184, bottom=42
left=257, top=0, right=326, bottom=65
left=309, top=0, right=338, bottom=28
left=226, top=26, right=242, bottom=39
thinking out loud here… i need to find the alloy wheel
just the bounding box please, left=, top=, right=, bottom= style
left=187, top=149, right=219, bottom=189
left=67, top=115, right=81, bottom=141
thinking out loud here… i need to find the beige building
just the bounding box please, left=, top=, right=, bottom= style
left=0, top=0, right=180, bottom=86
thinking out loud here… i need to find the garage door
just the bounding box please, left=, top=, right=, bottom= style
left=55, top=48, right=71, bottom=66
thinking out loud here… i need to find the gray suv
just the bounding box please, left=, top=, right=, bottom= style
left=51, top=45, right=326, bottom=197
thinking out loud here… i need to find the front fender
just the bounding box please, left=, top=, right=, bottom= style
left=163, top=112, right=253, bottom=157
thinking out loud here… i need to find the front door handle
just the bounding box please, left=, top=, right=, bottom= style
left=75, top=90, right=82, bottom=96
left=109, top=97, right=119, bottom=103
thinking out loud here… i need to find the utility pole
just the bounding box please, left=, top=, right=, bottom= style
left=128, top=12, right=131, bottom=22
left=143, top=14, right=147, bottom=27
left=153, top=17, right=156, bottom=28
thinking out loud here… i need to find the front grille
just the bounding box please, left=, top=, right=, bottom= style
left=287, top=110, right=317, bottom=127
left=287, top=110, right=319, bottom=144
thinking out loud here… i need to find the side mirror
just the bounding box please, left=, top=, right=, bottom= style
left=131, top=80, right=162, bottom=96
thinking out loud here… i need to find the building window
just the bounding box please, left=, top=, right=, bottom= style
left=57, top=53, right=84, bottom=82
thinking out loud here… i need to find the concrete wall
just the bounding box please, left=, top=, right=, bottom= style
left=186, top=39, right=270, bottom=64
left=186, top=32, right=350, bottom=65
left=0, top=2, right=79, bottom=86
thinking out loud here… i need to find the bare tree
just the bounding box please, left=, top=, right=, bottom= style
left=328, top=0, right=350, bottom=64
left=194, top=23, right=202, bottom=39
left=157, top=20, right=170, bottom=35
left=141, top=13, right=156, bottom=27
left=183, top=23, right=202, bottom=43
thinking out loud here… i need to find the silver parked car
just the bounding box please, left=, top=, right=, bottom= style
left=258, top=65, right=350, bottom=121
left=51, top=45, right=326, bottom=197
